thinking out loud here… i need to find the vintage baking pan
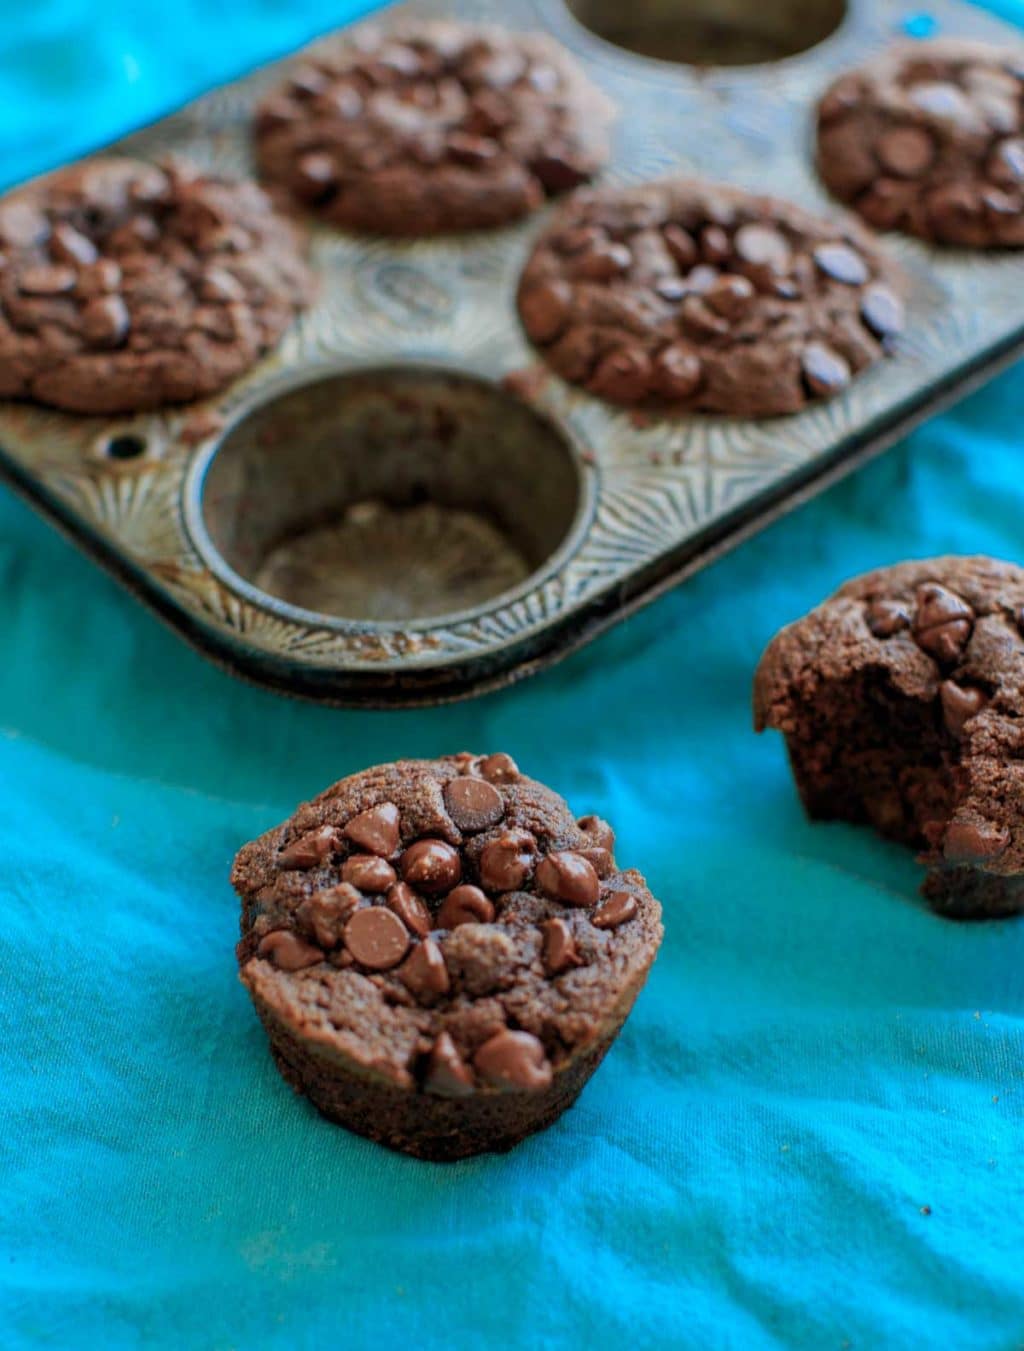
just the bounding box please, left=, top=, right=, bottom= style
left=0, top=0, right=1021, bottom=705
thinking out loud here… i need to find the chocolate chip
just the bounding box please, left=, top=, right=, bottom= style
left=49, top=223, right=98, bottom=266
left=860, top=283, right=905, bottom=340
left=445, top=777, right=505, bottom=833
left=520, top=280, right=572, bottom=343
left=398, top=938, right=450, bottom=998
left=0, top=201, right=49, bottom=248
left=912, top=583, right=974, bottom=663
left=943, top=818, right=1010, bottom=863
left=424, top=1031, right=474, bottom=1096
left=662, top=223, right=697, bottom=268
left=386, top=882, right=431, bottom=938
left=679, top=295, right=729, bottom=339
left=257, top=929, right=322, bottom=970
left=200, top=267, right=246, bottom=303
left=579, top=847, right=613, bottom=878
left=75, top=259, right=121, bottom=297
left=342, top=854, right=397, bottom=893
left=343, top=905, right=410, bottom=970
left=877, top=125, right=936, bottom=177
left=448, top=132, right=500, bottom=166
left=399, top=839, right=462, bottom=894
left=343, top=802, right=400, bottom=858
left=541, top=917, right=583, bottom=975
left=557, top=225, right=602, bottom=255
left=734, top=223, right=791, bottom=273
left=700, top=225, right=731, bottom=264
left=278, top=825, right=339, bottom=869
left=478, top=828, right=537, bottom=892
left=18, top=264, right=76, bottom=296
left=654, top=277, right=688, bottom=303
left=295, top=152, right=338, bottom=202
left=478, top=753, right=520, bottom=784
left=80, top=296, right=130, bottom=347
left=939, top=681, right=986, bottom=738
left=535, top=851, right=600, bottom=908
left=474, top=1029, right=553, bottom=1090
left=801, top=342, right=851, bottom=397
left=591, top=890, right=638, bottom=929
left=532, top=151, right=589, bottom=193
left=572, top=241, right=632, bottom=280
left=813, top=242, right=869, bottom=285
left=908, top=81, right=974, bottom=124
left=296, top=883, right=361, bottom=948
left=590, top=347, right=652, bottom=403
left=705, top=274, right=754, bottom=319
left=437, top=885, right=495, bottom=929
left=866, top=598, right=911, bottom=637
left=988, top=138, right=1024, bottom=186
left=652, top=344, right=702, bottom=399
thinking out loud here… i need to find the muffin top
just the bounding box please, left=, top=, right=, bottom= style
left=233, top=754, right=662, bottom=1095
left=0, top=156, right=311, bottom=414
left=254, top=19, right=614, bottom=235
left=816, top=39, right=1024, bottom=246
left=516, top=177, right=905, bottom=417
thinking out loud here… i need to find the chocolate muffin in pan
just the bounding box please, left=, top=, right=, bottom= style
left=817, top=40, right=1024, bottom=247
left=755, top=557, right=1024, bottom=918
left=253, top=19, right=613, bottom=235
left=233, top=754, right=662, bottom=1159
left=516, top=178, right=905, bottom=417
left=0, top=156, right=312, bottom=414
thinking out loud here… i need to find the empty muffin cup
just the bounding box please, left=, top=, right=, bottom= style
left=190, top=365, right=585, bottom=626
left=560, top=0, right=847, bottom=65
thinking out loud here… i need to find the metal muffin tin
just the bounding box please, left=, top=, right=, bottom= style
left=1, top=0, right=1022, bottom=705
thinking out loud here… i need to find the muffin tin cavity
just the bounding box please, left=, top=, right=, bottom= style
left=193, top=366, right=583, bottom=625
left=560, top=0, right=848, bottom=66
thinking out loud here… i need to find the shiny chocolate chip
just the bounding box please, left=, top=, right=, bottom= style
left=478, top=829, right=537, bottom=892
left=445, top=776, right=505, bottom=833
left=399, top=839, right=462, bottom=894
left=541, top=917, right=583, bottom=976
left=343, top=906, right=410, bottom=970
left=398, top=938, right=450, bottom=998
left=437, top=885, right=495, bottom=929
left=343, top=802, right=401, bottom=858
left=342, top=854, right=397, bottom=894
left=386, top=882, right=431, bottom=939
left=424, top=1032, right=474, bottom=1097
left=257, top=929, right=322, bottom=971
left=591, top=891, right=638, bottom=929
left=535, top=851, right=600, bottom=908
left=474, top=1029, right=553, bottom=1090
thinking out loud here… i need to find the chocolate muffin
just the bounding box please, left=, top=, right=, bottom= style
left=233, top=754, right=663, bottom=1159
left=253, top=19, right=614, bottom=235
left=816, top=40, right=1024, bottom=247
left=755, top=557, right=1024, bottom=918
left=516, top=178, right=905, bottom=417
left=0, top=156, right=312, bottom=414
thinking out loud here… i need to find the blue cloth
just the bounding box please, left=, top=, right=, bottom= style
left=3, top=3, right=1024, bottom=1348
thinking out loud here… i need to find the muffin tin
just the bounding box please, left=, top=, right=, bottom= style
left=0, top=0, right=1021, bottom=705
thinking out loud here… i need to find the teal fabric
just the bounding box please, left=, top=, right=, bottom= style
left=3, top=4, right=1024, bottom=1348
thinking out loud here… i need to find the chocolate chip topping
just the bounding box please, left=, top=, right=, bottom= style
left=341, top=854, right=397, bottom=893
left=912, top=583, right=974, bottom=663
left=517, top=178, right=904, bottom=417
left=386, top=882, right=431, bottom=938
left=592, top=891, right=639, bottom=929
left=400, top=839, right=462, bottom=894
left=424, top=1032, right=474, bottom=1097
left=473, top=1030, right=553, bottom=1091
left=444, top=777, right=505, bottom=833
left=343, top=906, right=410, bottom=970
left=254, top=19, right=613, bottom=236
left=939, top=681, right=986, bottom=738
left=343, top=802, right=400, bottom=857
left=437, top=885, right=495, bottom=929
left=541, top=917, right=583, bottom=975
left=0, top=156, right=311, bottom=414
left=258, top=930, right=322, bottom=971
left=817, top=40, right=1024, bottom=247
left=535, top=851, right=601, bottom=907
left=233, top=755, right=663, bottom=1113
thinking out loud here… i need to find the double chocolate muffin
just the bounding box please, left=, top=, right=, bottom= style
left=254, top=19, right=614, bottom=235
left=0, top=156, right=312, bottom=414
left=517, top=178, right=905, bottom=417
left=233, top=754, right=662, bottom=1159
left=755, top=557, right=1024, bottom=918
left=817, top=40, right=1024, bottom=247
